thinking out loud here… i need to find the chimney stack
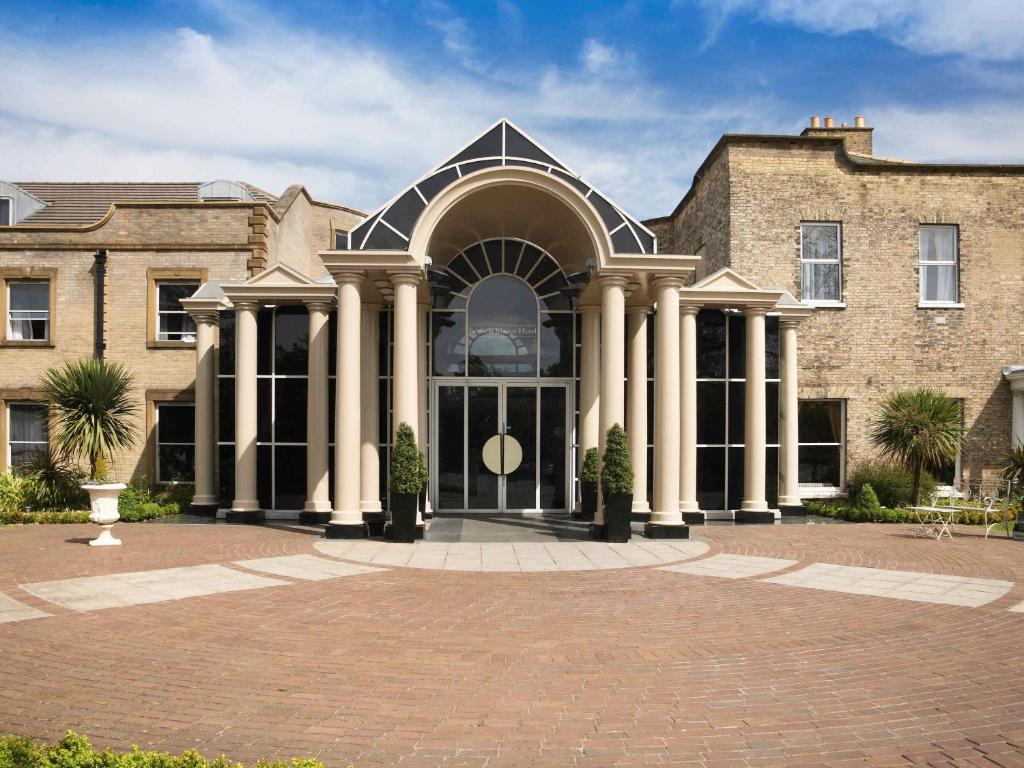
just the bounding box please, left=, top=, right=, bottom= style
left=824, top=116, right=834, bottom=128
left=810, top=115, right=821, bottom=128
left=801, top=114, right=873, bottom=155
left=854, top=115, right=865, bottom=128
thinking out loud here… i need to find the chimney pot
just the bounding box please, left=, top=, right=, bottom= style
left=824, top=116, right=834, bottom=128
left=854, top=115, right=865, bottom=128
left=810, top=115, right=821, bottom=128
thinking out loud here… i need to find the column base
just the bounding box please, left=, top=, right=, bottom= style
left=187, top=503, right=218, bottom=517
left=681, top=511, right=706, bottom=525
left=644, top=522, right=690, bottom=539
left=587, top=523, right=606, bottom=539
left=364, top=511, right=387, bottom=537
left=325, top=522, right=368, bottom=539
left=299, top=511, right=332, bottom=525
left=779, top=504, right=806, bottom=517
left=734, top=510, right=775, bottom=524
left=225, top=510, right=265, bottom=524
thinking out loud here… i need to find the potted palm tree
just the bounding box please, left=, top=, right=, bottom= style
left=388, top=422, right=422, bottom=542
left=601, top=424, right=634, bottom=542
left=869, top=388, right=964, bottom=506
left=576, top=447, right=599, bottom=521
left=40, top=359, right=138, bottom=546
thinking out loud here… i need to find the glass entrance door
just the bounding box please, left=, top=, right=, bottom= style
left=433, top=381, right=569, bottom=512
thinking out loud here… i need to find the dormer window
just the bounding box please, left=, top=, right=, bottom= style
left=198, top=180, right=253, bottom=202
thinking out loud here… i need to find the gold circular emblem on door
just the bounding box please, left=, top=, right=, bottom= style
left=482, top=434, right=523, bottom=475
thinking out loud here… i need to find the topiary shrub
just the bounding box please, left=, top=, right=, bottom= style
left=600, top=424, right=634, bottom=497
left=848, top=461, right=936, bottom=509
left=580, top=448, right=599, bottom=485
left=852, top=482, right=882, bottom=518
left=390, top=422, right=422, bottom=496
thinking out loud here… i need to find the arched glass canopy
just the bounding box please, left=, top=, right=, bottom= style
left=431, top=238, right=575, bottom=378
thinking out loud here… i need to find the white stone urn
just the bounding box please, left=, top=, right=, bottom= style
left=82, top=483, right=127, bottom=547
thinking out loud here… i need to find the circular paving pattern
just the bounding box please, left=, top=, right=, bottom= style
left=1, top=521, right=1023, bottom=767
left=315, top=538, right=710, bottom=571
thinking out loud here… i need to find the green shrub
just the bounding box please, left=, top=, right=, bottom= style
left=852, top=482, right=882, bottom=517
left=155, top=482, right=194, bottom=510
left=0, top=472, right=29, bottom=514
left=848, top=461, right=936, bottom=509
left=600, top=424, right=634, bottom=496
left=390, top=422, right=423, bottom=495
left=19, top=451, right=88, bottom=510
left=580, top=448, right=599, bottom=484
left=0, top=732, right=329, bottom=768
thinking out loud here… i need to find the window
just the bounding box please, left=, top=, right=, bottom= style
left=798, top=400, right=844, bottom=492
left=800, top=223, right=842, bottom=304
left=156, top=402, right=195, bottom=482
left=156, top=280, right=199, bottom=342
left=0, top=198, right=11, bottom=225
left=919, top=225, right=959, bottom=305
left=7, top=280, right=50, bottom=341
left=8, top=402, right=48, bottom=468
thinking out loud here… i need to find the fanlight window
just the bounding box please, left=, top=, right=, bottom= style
left=431, top=238, right=574, bottom=378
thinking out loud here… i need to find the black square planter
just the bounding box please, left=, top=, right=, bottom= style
left=389, top=493, right=419, bottom=542
left=604, top=492, right=633, bottom=542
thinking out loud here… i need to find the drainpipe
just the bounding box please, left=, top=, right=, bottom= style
left=94, top=250, right=107, bottom=360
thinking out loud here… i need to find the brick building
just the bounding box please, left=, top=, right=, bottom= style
left=2, top=117, right=1021, bottom=533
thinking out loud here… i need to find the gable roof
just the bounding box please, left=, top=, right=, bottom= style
left=12, top=182, right=278, bottom=226
left=345, top=118, right=658, bottom=255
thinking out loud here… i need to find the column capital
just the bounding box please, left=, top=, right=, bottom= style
left=189, top=310, right=221, bottom=326
left=304, top=299, right=335, bottom=314
left=651, top=274, right=685, bottom=292
left=742, top=305, right=770, bottom=317
left=389, top=270, right=422, bottom=288
left=625, top=304, right=651, bottom=315
left=361, top=300, right=383, bottom=313
left=778, top=315, right=804, bottom=328
left=597, top=272, right=632, bottom=289
left=334, top=271, right=366, bottom=287
left=231, top=298, right=261, bottom=313
left=579, top=303, right=600, bottom=315
left=679, top=303, right=701, bottom=317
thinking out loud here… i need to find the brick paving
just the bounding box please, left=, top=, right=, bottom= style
left=1, top=521, right=1024, bottom=767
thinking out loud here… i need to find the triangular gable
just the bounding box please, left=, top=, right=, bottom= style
left=243, top=262, right=317, bottom=287
left=346, top=118, right=657, bottom=256
left=690, top=267, right=765, bottom=293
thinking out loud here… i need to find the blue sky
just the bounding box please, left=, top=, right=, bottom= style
left=2, top=0, right=1023, bottom=217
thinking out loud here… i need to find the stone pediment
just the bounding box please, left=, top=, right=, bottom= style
left=681, top=267, right=785, bottom=309
left=222, top=262, right=337, bottom=306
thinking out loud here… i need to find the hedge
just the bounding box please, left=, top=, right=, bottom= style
left=805, top=499, right=1018, bottom=527
left=0, top=475, right=190, bottom=525
left=0, top=732, right=334, bottom=768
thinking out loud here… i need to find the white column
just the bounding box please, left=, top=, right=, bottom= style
left=189, top=311, right=218, bottom=509
left=329, top=273, right=364, bottom=531
left=1012, top=388, right=1024, bottom=449
left=626, top=307, right=649, bottom=514
left=741, top=307, right=769, bottom=513
left=418, top=302, right=433, bottom=517
left=231, top=300, right=260, bottom=512
left=391, top=273, right=420, bottom=435
left=359, top=302, right=382, bottom=514
left=777, top=318, right=802, bottom=508
left=597, top=275, right=628, bottom=525
left=577, top=305, right=601, bottom=514
left=679, top=304, right=700, bottom=515
left=304, top=300, right=332, bottom=514
left=651, top=277, right=683, bottom=525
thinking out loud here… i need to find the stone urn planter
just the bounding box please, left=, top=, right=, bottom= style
left=82, top=483, right=127, bottom=546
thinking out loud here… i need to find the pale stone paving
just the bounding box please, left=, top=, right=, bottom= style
left=659, top=552, right=798, bottom=579
left=0, top=592, right=49, bottom=623
left=233, top=554, right=385, bottom=580
left=313, top=539, right=711, bottom=571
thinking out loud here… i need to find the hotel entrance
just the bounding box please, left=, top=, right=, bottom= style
left=432, top=381, right=570, bottom=513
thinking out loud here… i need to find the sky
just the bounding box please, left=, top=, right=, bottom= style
left=1, top=0, right=1023, bottom=219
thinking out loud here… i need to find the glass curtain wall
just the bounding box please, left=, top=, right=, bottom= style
left=695, top=310, right=780, bottom=512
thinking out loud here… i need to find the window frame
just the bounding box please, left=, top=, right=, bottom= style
left=6, top=400, right=49, bottom=470
left=0, top=269, right=57, bottom=347
left=147, top=268, right=207, bottom=348
left=797, top=398, right=846, bottom=497
left=0, top=197, right=12, bottom=226
left=918, top=224, right=961, bottom=308
left=799, top=222, right=844, bottom=307
left=152, top=398, right=196, bottom=485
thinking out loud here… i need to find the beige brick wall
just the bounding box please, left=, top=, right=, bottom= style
left=721, top=141, right=1024, bottom=483
left=673, top=150, right=731, bottom=282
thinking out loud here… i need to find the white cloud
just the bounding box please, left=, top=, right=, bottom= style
left=580, top=39, right=619, bottom=74
left=697, top=0, right=1024, bottom=61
